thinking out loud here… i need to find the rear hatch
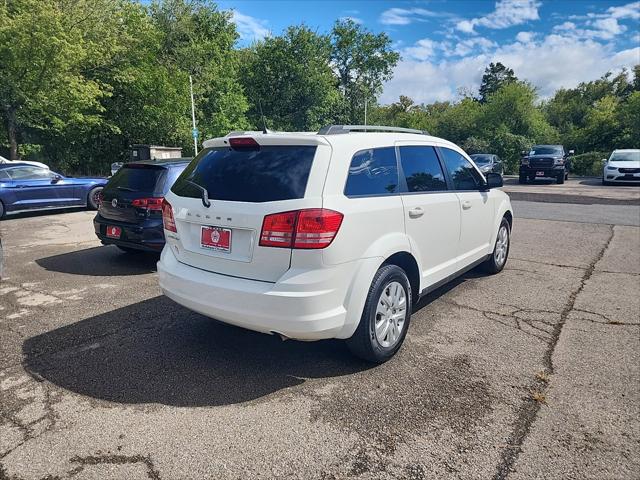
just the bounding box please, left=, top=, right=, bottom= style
left=100, top=164, right=167, bottom=224
left=166, top=138, right=324, bottom=282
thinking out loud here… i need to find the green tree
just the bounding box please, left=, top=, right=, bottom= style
left=0, top=0, right=120, bottom=160
left=478, top=62, right=517, bottom=103
left=241, top=25, right=340, bottom=131
left=331, top=19, right=399, bottom=124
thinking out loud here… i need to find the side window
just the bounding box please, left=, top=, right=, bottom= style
left=0, top=170, right=10, bottom=180
left=440, top=148, right=484, bottom=191
left=398, top=146, right=447, bottom=192
left=344, top=147, right=398, bottom=196
left=6, top=166, right=51, bottom=180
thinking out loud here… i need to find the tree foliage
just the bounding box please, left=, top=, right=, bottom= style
left=478, top=62, right=517, bottom=103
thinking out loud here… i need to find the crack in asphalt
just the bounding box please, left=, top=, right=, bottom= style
left=492, top=223, right=616, bottom=480
left=67, top=453, right=161, bottom=480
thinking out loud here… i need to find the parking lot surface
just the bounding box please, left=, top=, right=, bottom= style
left=1, top=182, right=639, bottom=479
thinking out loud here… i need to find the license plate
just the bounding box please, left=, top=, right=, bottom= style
left=106, top=226, right=121, bottom=239
left=536, top=171, right=545, bottom=176
left=201, top=226, right=231, bottom=252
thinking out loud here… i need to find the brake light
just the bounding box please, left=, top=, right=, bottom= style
left=161, top=198, right=177, bottom=232
left=132, top=197, right=163, bottom=211
left=229, top=137, right=260, bottom=149
left=259, top=209, right=343, bottom=249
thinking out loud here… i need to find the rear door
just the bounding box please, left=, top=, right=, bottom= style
left=438, top=147, right=494, bottom=267
left=100, top=164, right=167, bottom=224
left=165, top=140, right=324, bottom=282
left=397, top=144, right=461, bottom=288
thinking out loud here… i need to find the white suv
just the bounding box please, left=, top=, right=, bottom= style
left=158, top=125, right=513, bottom=362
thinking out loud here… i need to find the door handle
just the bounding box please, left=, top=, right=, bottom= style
left=408, top=207, right=424, bottom=218
left=462, top=200, right=472, bottom=210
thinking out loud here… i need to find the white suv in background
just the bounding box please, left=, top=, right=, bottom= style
left=158, top=125, right=513, bottom=362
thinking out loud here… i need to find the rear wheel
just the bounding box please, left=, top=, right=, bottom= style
left=0, top=200, right=4, bottom=219
left=346, top=264, right=412, bottom=363
left=87, top=186, right=103, bottom=210
left=481, top=218, right=510, bottom=274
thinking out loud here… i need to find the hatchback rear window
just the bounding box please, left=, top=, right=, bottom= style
left=172, top=146, right=316, bottom=203
left=107, top=165, right=165, bottom=193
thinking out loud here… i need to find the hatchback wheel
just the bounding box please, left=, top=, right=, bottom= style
left=481, top=218, right=510, bottom=274
left=346, top=264, right=412, bottom=363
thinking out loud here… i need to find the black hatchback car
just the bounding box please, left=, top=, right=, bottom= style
left=94, top=159, right=191, bottom=253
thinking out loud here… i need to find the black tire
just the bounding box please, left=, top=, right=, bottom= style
left=602, top=178, right=610, bottom=186
left=346, top=264, right=412, bottom=363
left=87, top=186, right=103, bottom=210
left=117, top=245, right=143, bottom=254
left=565, top=171, right=569, bottom=180
left=481, top=217, right=511, bottom=274
left=0, top=200, right=4, bottom=219
left=518, top=175, right=527, bottom=184
left=556, top=173, right=565, bottom=184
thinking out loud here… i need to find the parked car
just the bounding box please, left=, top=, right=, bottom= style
left=157, top=126, right=513, bottom=363
left=0, top=154, right=49, bottom=170
left=602, top=149, right=640, bottom=185
left=470, top=154, right=503, bottom=175
left=0, top=163, right=106, bottom=218
left=94, top=158, right=191, bottom=253
left=519, top=145, right=573, bottom=184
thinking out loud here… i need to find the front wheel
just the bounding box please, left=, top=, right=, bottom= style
left=556, top=173, right=565, bottom=184
left=481, top=218, right=510, bottom=274
left=518, top=174, right=527, bottom=184
left=87, top=186, right=103, bottom=210
left=0, top=200, right=5, bottom=219
left=346, top=265, right=412, bottom=363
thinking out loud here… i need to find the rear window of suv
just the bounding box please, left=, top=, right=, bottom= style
left=172, top=146, right=316, bottom=203
left=344, top=147, right=398, bottom=196
left=107, top=164, right=166, bottom=193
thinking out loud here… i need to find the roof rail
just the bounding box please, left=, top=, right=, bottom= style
left=318, top=125, right=428, bottom=135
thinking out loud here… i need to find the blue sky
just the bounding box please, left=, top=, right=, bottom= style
left=218, top=0, right=640, bottom=104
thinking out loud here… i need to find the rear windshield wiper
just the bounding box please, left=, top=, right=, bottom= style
left=116, top=186, right=135, bottom=191
left=185, top=179, right=211, bottom=208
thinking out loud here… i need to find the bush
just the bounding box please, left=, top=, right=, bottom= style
left=571, top=151, right=608, bottom=176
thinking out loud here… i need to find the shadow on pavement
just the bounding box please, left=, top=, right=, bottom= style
left=23, top=296, right=370, bottom=407
left=36, top=245, right=158, bottom=276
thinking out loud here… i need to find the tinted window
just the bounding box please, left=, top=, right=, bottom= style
left=6, top=166, right=53, bottom=180
left=399, top=146, right=447, bottom=192
left=530, top=146, right=563, bottom=156
left=440, top=148, right=484, bottom=191
left=173, top=146, right=316, bottom=203
left=106, top=165, right=166, bottom=193
left=470, top=154, right=492, bottom=164
left=163, top=164, right=188, bottom=193
left=344, top=147, right=398, bottom=196
left=0, top=170, right=10, bottom=180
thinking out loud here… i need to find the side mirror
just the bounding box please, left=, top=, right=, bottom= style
left=521, top=150, right=527, bottom=156
left=601, top=158, right=607, bottom=163
left=568, top=150, right=575, bottom=155
left=483, top=172, right=503, bottom=190
left=51, top=174, right=62, bottom=183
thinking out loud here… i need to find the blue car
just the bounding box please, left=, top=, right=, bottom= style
left=0, top=163, right=106, bottom=218
left=93, top=159, right=190, bottom=253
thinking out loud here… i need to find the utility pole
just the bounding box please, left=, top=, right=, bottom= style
left=189, top=75, right=198, bottom=156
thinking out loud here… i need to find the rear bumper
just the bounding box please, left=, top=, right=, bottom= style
left=157, top=246, right=378, bottom=341
left=93, top=214, right=165, bottom=251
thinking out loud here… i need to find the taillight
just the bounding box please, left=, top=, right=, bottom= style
left=229, top=137, right=260, bottom=149
left=259, top=209, right=343, bottom=249
left=259, top=211, right=297, bottom=247
left=161, top=199, right=177, bottom=232
left=132, top=197, right=163, bottom=211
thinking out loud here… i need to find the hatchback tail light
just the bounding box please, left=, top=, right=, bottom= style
left=161, top=199, right=177, bottom=232
left=259, top=209, right=343, bottom=249
left=132, top=197, right=164, bottom=211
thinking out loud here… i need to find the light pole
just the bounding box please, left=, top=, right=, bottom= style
left=189, top=75, right=198, bottom=156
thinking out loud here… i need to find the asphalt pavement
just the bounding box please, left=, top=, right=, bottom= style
left=0, top=181, right=638, bottom=479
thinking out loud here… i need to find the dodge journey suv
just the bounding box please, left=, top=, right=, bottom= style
left=158, top=125, right=513, bottom=362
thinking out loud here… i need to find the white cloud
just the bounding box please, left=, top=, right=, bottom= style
left=605, top=1, right=640, bottom=20
left=230, top=11, right=270, bottom=42
left=403, top=39, right=439, bottom=61
left=515, top=31, right=536, bottom=43
left=381, top=34, right=640, bottom=105
left=591, top=17, right=626, bottom=37
left=380, top=7, right=442, bottom=25
left=456, top=0, right=541, bottom=34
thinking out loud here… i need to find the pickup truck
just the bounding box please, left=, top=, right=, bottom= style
left=519, top=145, right=573, bottom=184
